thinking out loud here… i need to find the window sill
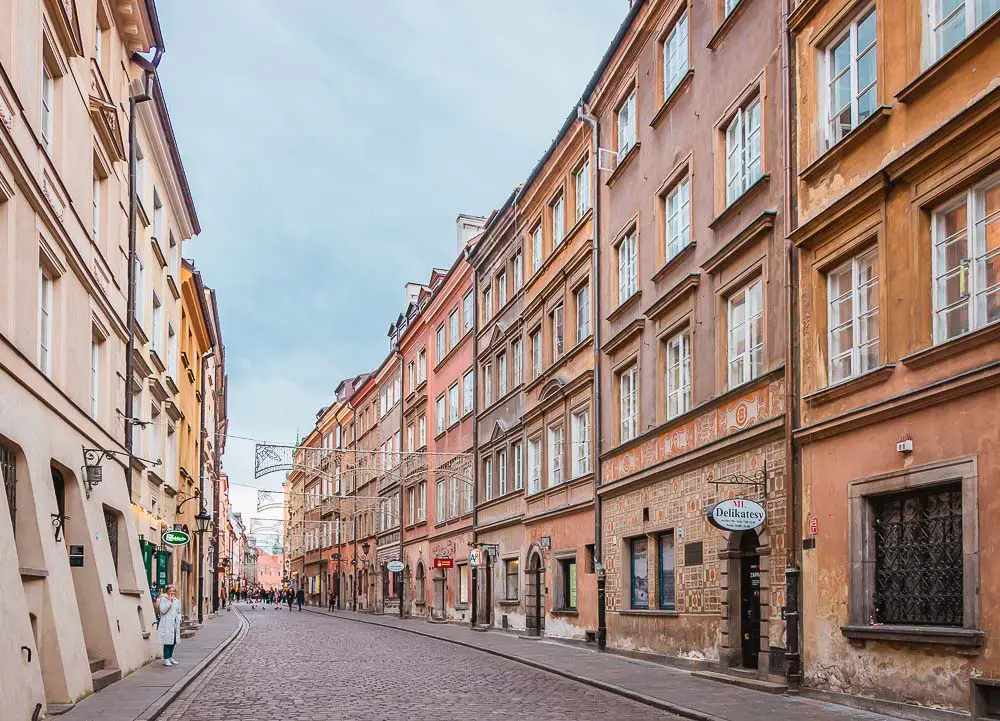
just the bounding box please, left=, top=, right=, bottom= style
left=708, top=0, right=753, bottom=51
left=650, top=70, right=694, bottom=129
left=120, top=588, right=145, bottom=597
left=803, top=364, right=895, bottom=407
left=414, top=601, right=426, bottom=607
left=606, top=142, right=641, bottom=188
left=901, top=322, right=1000, bottom=370
left=617, top=608, right=679, bottom=617
left=841, top=624, right=985, bottom=649
left=708, top=174, right=770, bottom=230
left=896, top=13, right=1000, bottom=104
left=651, top=242, right=696, bottom=284
left=166, top=274, right=180, bottom=301
left=498, top=599, right=520, bottom=607
left=550, top=608, right=579, bottom=616
left=606, top=291, right=642, bottom=323
left=799, top=106, right=892, bottom=183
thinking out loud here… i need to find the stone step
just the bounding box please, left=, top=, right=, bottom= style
left=88, top=657, right=105, bottom=673
left=180, top=630, right=196, bottom=639
left=90, top=668, right=122, bottom=693
left=46, top=703, right=76, bottom=716
left=690, top=669, right=788, bottom=694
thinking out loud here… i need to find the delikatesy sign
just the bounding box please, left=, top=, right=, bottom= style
left=706, top=498, right=766, bottom=531
left=162, top=529, right=190, bottom=547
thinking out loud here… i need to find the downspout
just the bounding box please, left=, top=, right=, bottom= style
left=780, top=0, right=802, bottom=692
left=577, top=103, right=605, bottom=651
left=396, top=340, right=405, bottom=619
left=124, top=48, right=161, bottom=497
left=467, top=243, right=479, bottom=628
left=197, top=350, right=215, bottom=624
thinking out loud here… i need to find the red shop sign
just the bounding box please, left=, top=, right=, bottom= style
left=433, top=557, right=454, bottom=569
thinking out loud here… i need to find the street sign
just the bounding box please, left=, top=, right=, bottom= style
left=808, top=516, right=819, bottom=535
left=433, top=557, right=454, bottom=569
left=163, top=529, right=191, bottom=546
left=706, top=498, right=766, bottom=532
left=469, top=549, right=484, bottom=567
left=386, top=560, right=404, bottom=573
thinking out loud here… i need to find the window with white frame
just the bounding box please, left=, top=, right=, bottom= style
left=408, top=361, right=415, bottom=393
left=484, top=286, right=493, bottom=323
left=727, top=278, right=764, bottom=388
left=513, top=442, right=524, bottom=491
left=41, top=63, right=54, bottom=148
left=449, top=383, right=459, bottom=425
left=498, top=450, right=508, bottom=496
left=549, top=425, right=564, bottom=485
left=826, top=7, right=877, bottom=147
left=618, top=232, right=638, bottom=304
left=512, top=338, right=523, bottom=385
left=572, top=409, right=591, bottom=477
left=828, top=247, right=880, bottom=384
left=513, top=251, right=523, bottom=290
left=552, top=305, right=565, bottom=360
left=527, top=437, right=542, bottom=494
left=617, top=89, right=636, bottom=161
left=665, top=331, right=692, bottom=420
left=484, top=458, right=493, bottom=501
left=418, top=349, right=426, bottom=383
left=408, top=488, right=415, bottom=525
left=498, top=352, right=508, bottom=396
left=619, top=364, right=639, bottom=442
left=418, top=481, right=426, bottom=521
left=407, top=423, right=415, bottom=452
left=932, top=176, right=1000, bottom=343
left=449, top=309, right=459, bottom=348
left=90, top=335, right=102, bottom=418
left=436, top=325, right=446, bottom=363
left=38, top=264, right=53, bottom=375
left=725, top=97, right=762, bottom=205
left=436, top=396, right=445, bottom=434
left=418, top=415, right=426, bottom=447
left=531, top=329, right=542, bottom=379
left=665, top=177, right=691, bottom=260
left=484, top=362, right=493, bottom=406
left=663, top=10, right=689, bottom=98
left=552, top=195, right=565, bottom=247
left=436, top=479, right=446, bottom=523
left=151, top=292, right=163, bottom=354
left=463, top=290, right=474, bottom=331
left=463, top=369, right=474, bottom=414
left=167, top=324, right=177, bottom=378
left=134, top=254, right=145, bottom=328
left=532, top=224, right=543, bottom=272
left=153, top=189, right=165, bottom=242
left=450, top=477, right=459, bottom=518
left=725, top=0, right=742, bottom=16
left=575, top=160, right=591, bottom=220
left=932, top=0, right=999, bottom=60
left=576, top=284, right=591, bottom=343
left=92, top=173, right=103, bottom=241
left=498, top=271, right=507, bottom=307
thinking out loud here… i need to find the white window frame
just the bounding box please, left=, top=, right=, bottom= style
left=617, top=89, right=637, bottom=161
left=418, top=481, right=426, bottom=521
left=463, top=369, right=474, bottom=414
left=90, top=336, right=101, bottom=418
left=727, top=278, right=764, bottom=388
left=725, top=97, right=762, bottom=205
left=513, top=442, right=524, bottom=491
left=38, top=265, right=53, bottom=375
left=548, top=425, right=564, bottom=486
left=436, top=479, right=446, bottom=523
left=436, top=325, right=446, bottom=363
left=665, top=331, right=692, bottom=420
left=484, top=458, right=493, bottom=502
left=92, top=174, right=102, bottom=241
left=619, top=365, right=638, bottom=442
left=449, top=309, right=459, bottom=349
left=436, top=396, right=445, bottom=435
left=484, top=287, right=493, bottom=323
left=497, top=271, right=507, bottom=307
left=571, top=409, right=591, bottom=477
left=418, top=415, right=427, bottom=448
left=527, top=437, right=542, bottom=495
left=498, top=352, right=507, bottom=396
left=663, top=10, right=689, bottom=98
left=576, top=284, right=591, bottom=343
left=552, top=195, right=565, bottom=246
left=665, top=177, right=691, bottom=261
left=575, top=159, right=591, bottom=221
left=484, top=362, right=493, bottom=407
left=463, top=291, right=474, bottom=331
left=824, top=6, right=878, bottom=148
left=418, top=349, right=426, bottom=383
left=531, top=329, right=542, bottom=378
left=532, top=224, right=543, bottom=272
left=930, top=0, right=999, bottom=61
left=827, top=247, right=880, bottom=384
left=512, top=338, right=523, bottom=385
left=151, top=292, right=163, bottom=354
left=449, top=383, right=460, bottom=425
left=41, top=63, right=54, bottom=147
left=618, top=233, right=638, bottom=305
left=552, top=305, right=564, bottom=360
left=498, top=450, right=508, bottom=496
left=513, top=251, right=523, bottom=290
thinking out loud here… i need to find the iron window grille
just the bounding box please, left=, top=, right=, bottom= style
left=1, top=441, right=15, bottom=531
left=105, top=509, right=119, bottom=573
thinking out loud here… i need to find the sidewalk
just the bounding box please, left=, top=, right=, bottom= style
left=58, top=608, right=244, bottom=721
left=307, top=607, right=902, bottom=721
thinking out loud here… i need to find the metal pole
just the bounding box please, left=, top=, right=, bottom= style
left=467, top=242, right=480, bottom=628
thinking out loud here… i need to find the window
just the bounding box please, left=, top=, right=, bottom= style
left=418, top=481, right=426, bottom=521
left=531, top=329, right=542, bottom=378
left=408, top=361, right=415, bottom=393
left=618, top=232, right=638, bottom=304
left=419, top=415, right=426, bottom=447
left=665, top=177, right=691, bottom=260
left=512, top=339, right=523, bottom=385
left=152, top=189, right=164, bottom=243
left=571, top=409, right=590, bottom=477
left=168, top=232, right=179, bottom=278
left=617, top=89, right=636, bottom=161
left=727, top=278, right=764, bottom=388
left=552, top=195, right=565, bottom=247
left=463, top=472, right=473, bottom=513
left=458, top=564, right=469, bottom=605
left=483, top=287, right=493, bottom=323
left=663, top=11, right=689, bottom=97
left=436, top=396, right=445, bottom=434
left=90, top=336, right=102, bottom=418
left=408, top=488, right=416, bottom=525
left=463, top=369, right=474, bottom=414
left=548, top=425, right=564, bottom=486
left=575, top=160, right=591, bottom=221
left=135, top=141, right=146, bottom=205
left=497, top=271, right=507, bottom=307
left=481, top=362, right=492, bottom=407
left=725, top=97, right=762, bottom=205
left=576, top=284, right=590, bottom=343
left=104, top=508, right=120, bottom=573
left=513, top=442, right=523, bottom=491
left=436, top=479, right=446, bottom=522
left=450, top=477, right=459, bottom=518
left=134, top=254, right=145, bottom=328
left=418, top=349, right=427, bottom=383
left=551, top=305, right=564, bottom=360
left=151, top=292, right=163, bottom=354
left=498, top=450, right=508, bottom=496
left=41, top=63, right=54, bottom=147
left=484, top=458, right=493, bottom=501
left=449, top=383, right=459, bottom=425
left=449, top=309, right=459, bottom=348
left=559, top=558, right=577, bottom=610
left=725, top=0, right=742, bottom=15
left=463, top=291, right=474, bottom=331
left=932, top=177, right=1000, bottom=343
left=498, top=352, right=507, bottom=396
left=826, top=7, right=877, bottom=147
left=92, top=173, right=103, bottom=241
left=828, top=248, right=880, bottom=384
left=532, top=224, right=543, bottom=271
left=38, top=265, right=53, bottom=375
left=505, top=558, right=519, bottom=600
left=932, top=0, right=999, bottom=60
left=513, top=251, right=523, bottom=290
left=657, top=532, right=676, bottom=610
left=406, top=424, right=415, bottom=452
left=436, top=325, right=446, bottom=363
left=666, top=331, right=692, bottom=419
left=631, top=537, right=649, bottom=609
left=527, top=438, right=542, bottom=494
left=95, top=23, right=103, bottom=64
left=619, top=365, right=639, bottom=442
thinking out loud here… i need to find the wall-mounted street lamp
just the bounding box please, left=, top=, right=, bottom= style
left=176, top=490, right=201, bottom=516
left=82, top=445, right=161, bottom=498
left=195, top=506, right=211, bottom=624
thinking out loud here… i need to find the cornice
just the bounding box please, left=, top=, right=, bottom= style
left=644, top=274, right=700, bottom=321
left=702, top=211, right=776, bottom=273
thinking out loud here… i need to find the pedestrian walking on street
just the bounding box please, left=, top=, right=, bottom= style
left=296, top=587, right=304, bottom=611
left=157, top=585, right=182, bottom=666
left=286, top=591, right=293, bottom=610
left=328, top=592, right=337, bottom=612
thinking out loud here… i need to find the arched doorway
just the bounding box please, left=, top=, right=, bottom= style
left=415, top=562, right=425, bottom=606
left=525, top=549, right=545, bottom=637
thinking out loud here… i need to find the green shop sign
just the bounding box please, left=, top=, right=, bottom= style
left=163, top=529, right=190, bottom=547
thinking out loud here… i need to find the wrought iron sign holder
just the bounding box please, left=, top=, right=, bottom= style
left=51, top=513, right=68, bottom=542
left=707, top=460, right=768, bottom=499
left=82, top=446, right=162, bottom=498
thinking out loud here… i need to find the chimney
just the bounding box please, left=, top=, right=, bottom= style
left=404, top=282, right=423, bottom=306
left=456, top=213, right=487, bottom=253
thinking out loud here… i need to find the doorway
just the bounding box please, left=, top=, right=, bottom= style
left=525, top=550, right=545, bottom=637
left=738, top=530, right=761, bottom=669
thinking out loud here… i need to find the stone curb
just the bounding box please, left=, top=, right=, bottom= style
left=137, top=607, right=249, bottom=721
left=306, top=608, right=727, bottom=721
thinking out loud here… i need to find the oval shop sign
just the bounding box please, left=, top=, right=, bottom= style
left=162, top=529, right=191, bottom=547
left=706, top=498, right=766, bottom=532
left=386, top=560, right=404, bottom=573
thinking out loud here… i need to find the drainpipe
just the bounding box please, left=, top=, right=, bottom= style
left=577, top=103, right=605, bottom=651
left=396, top=342, right=405, bottom=619
left=124, top=49, right=162, bottom=497
left=780, top=0, right=802, bottom=693
left=197, top=350, right=214, bottom=624
left=467, top=243, right=479, bottom=628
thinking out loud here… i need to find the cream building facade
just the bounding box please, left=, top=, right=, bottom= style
left=0, top=0, right=201, bottom=717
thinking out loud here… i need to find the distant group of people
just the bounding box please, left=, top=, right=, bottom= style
left=237, top=587, right=306, bottom=611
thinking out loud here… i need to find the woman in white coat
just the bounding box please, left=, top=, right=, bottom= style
left=156, top=585, right=182, bottom=666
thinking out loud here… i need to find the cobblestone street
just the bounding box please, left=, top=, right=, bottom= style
left=160, top=605, right=682, bottom=721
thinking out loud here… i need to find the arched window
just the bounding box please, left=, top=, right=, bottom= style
left=416, top=562, right=426, bottom=604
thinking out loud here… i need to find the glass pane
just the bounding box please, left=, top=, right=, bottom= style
left=860, top=310, right=880, bottom=346
left=979, top=0, right=1000, bottom=21
left=942, top=303, right=970, bottom=338
left=831, top=294, right=853, bottom=327
left=857, top=10, right=877, bottom=50
left=832, top=72, right=852, bottom=116
left=829, top=264, right=853, bottom=299
left=982, top=288, right=1000, bottom=325
left=631, top=538, right=649, bottom=608
left=659, top=535, right=675, bottom=609
left=862, top=340, right=880, bottom=372
left=939, top=231, right=968, bottom=273
left=831, top=324, right=854, bottom=356
left=830, top=354, right=852, bottom=384
left=857, top=87, right=876, bottom=124
left=937, top=4, right=967, bottom=56
left=831, top=35, right=851, bottom=76
left=941, top=269, right=968, bottom=306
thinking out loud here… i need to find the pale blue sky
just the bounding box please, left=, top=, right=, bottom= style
left=154, top=1, right=628, bottom=526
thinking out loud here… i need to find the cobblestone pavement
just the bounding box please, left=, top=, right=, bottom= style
left=161, top=603, right=682, bottom=721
